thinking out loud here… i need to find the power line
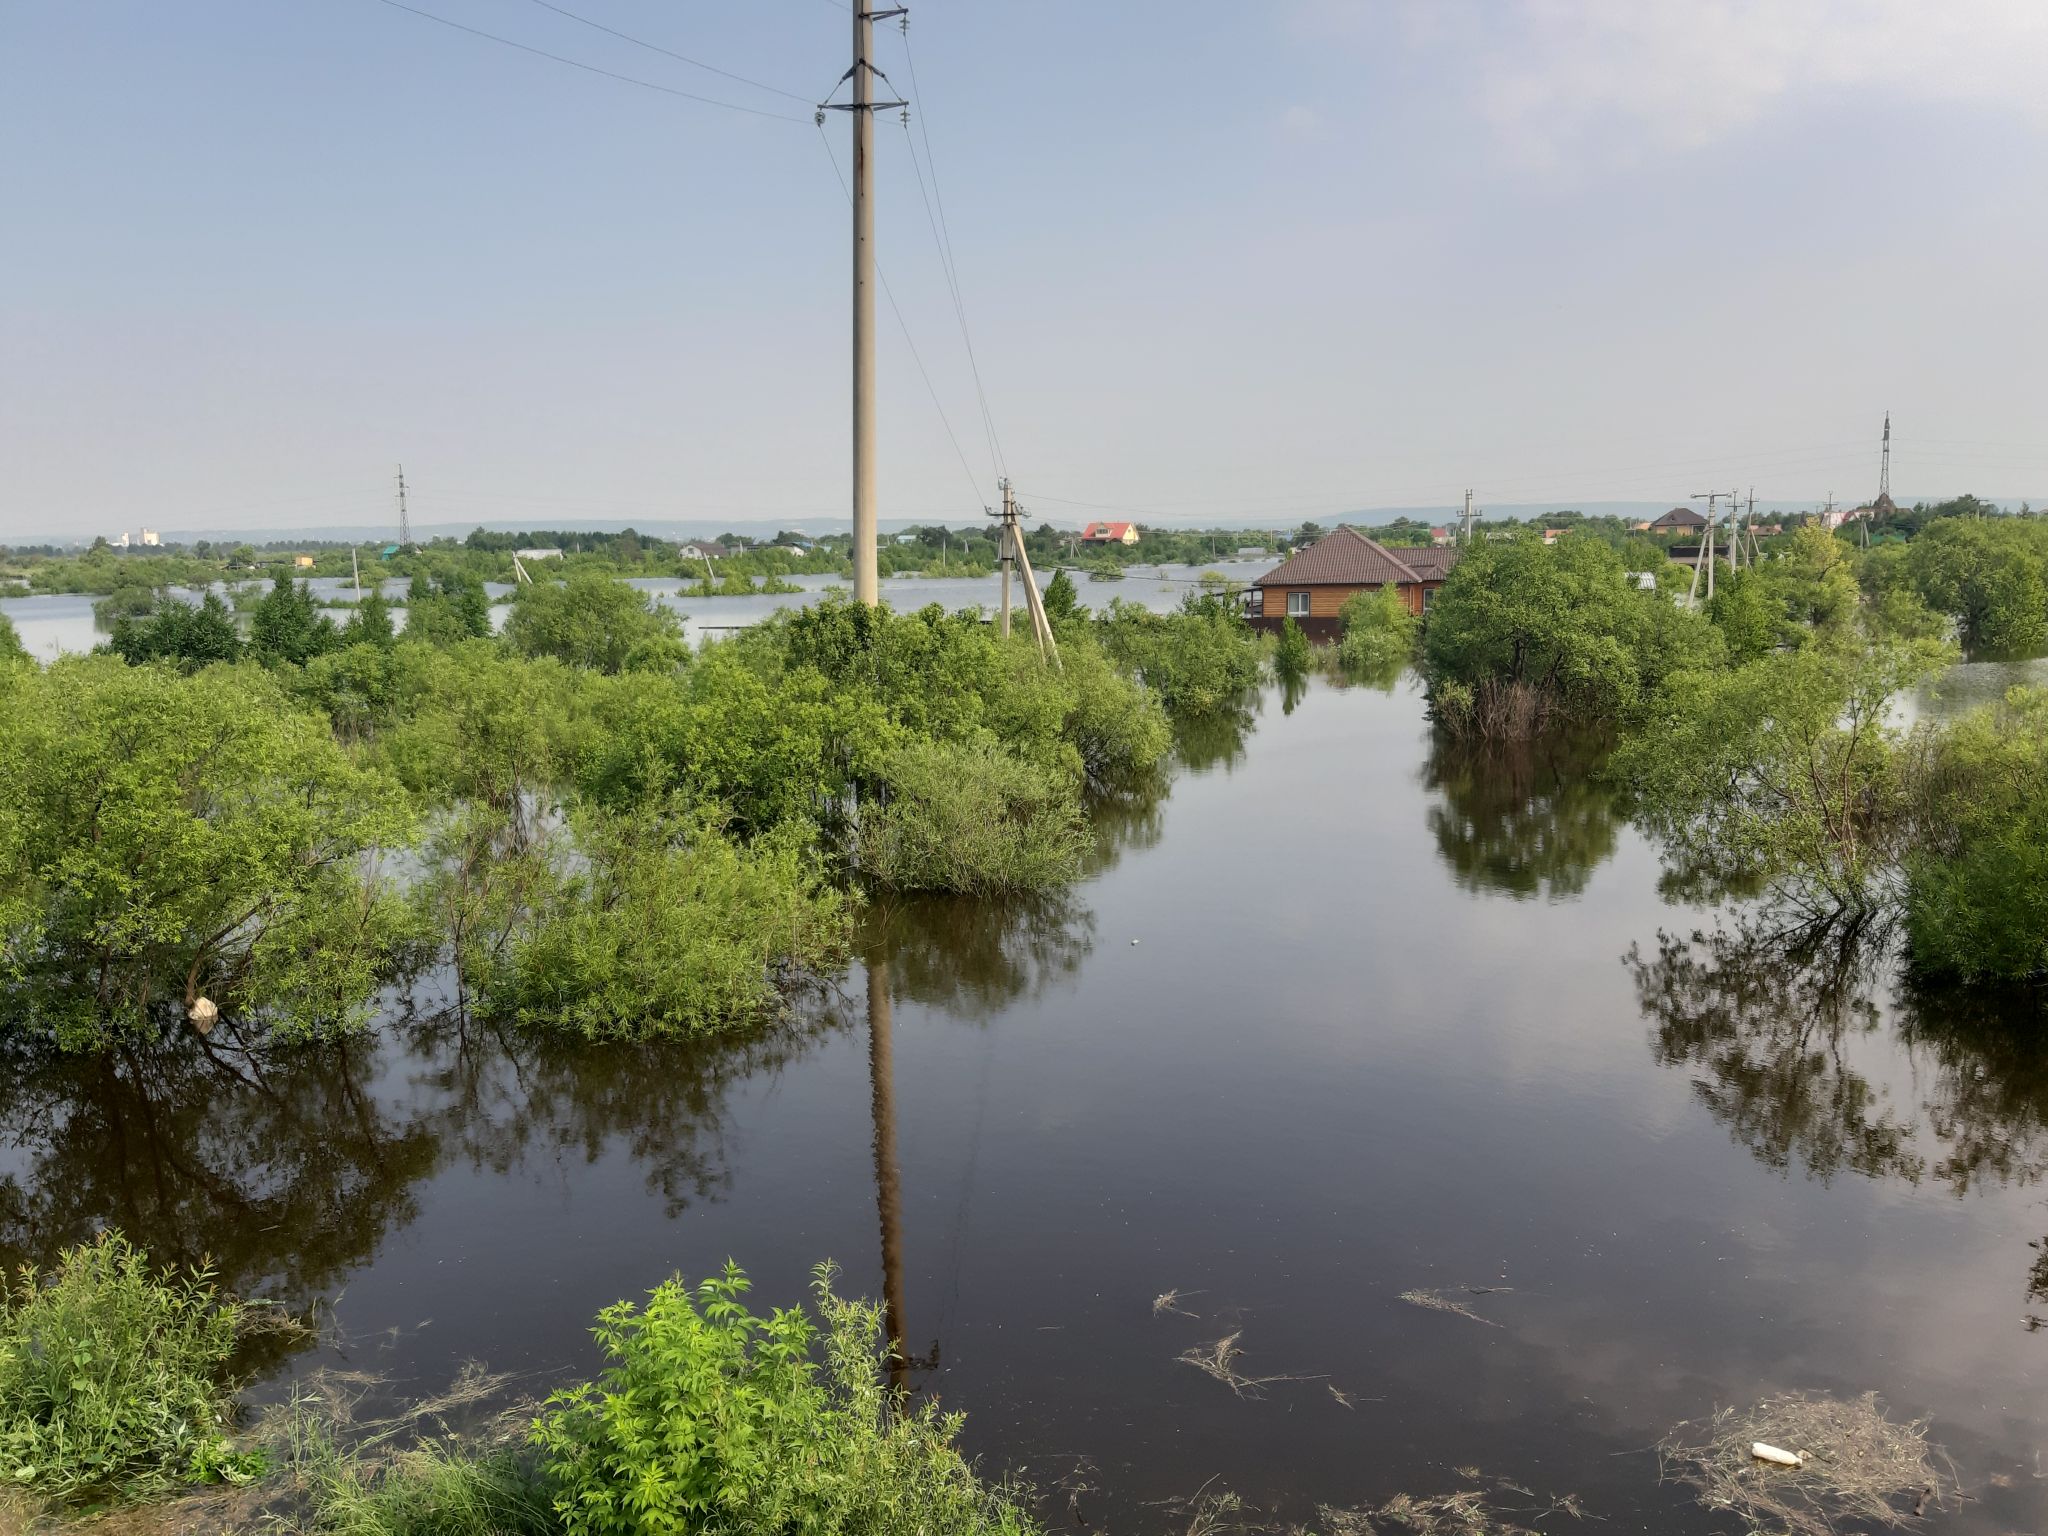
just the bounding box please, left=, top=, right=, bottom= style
left=815, top=122, right=986, bottom=508
left=365, top=0, right=809, bottom=122
left=519, top=0, right=814, bottom=101
left=899, top=27, right=1006, bottom=481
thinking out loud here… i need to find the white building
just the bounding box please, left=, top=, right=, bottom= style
left=139, top=528, right=161, bottom=546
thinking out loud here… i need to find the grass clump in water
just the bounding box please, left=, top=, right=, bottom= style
left=0, top=1231, right=260, bottom=1502
left=532, top=1260, right=1036, bottom=1536
left=1659, top=1391, right=1952, bottom=1536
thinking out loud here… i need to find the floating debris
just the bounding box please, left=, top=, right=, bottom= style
left=1660, top=1391, right=1953, bottom=1536
left=1175, top=1331, right=1320, bottom=1399
left=1398, top=1288, right=1503, bottom=1327
left=1319, top=1472, right=1590, bottom=1535
left=1152, top=1287, right=1202, bottom=1318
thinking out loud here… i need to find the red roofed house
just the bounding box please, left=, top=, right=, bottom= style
left=1080, top=521, right=1140, bottom=545
left=1247, top=527, right=1461, bottom=641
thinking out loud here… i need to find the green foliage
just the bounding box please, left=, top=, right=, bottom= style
left=856, top=739, right=1092, bottom=896
left=1042, top=567, right=1081, bottom=621
left=482, top=810, right=847, bottom=1041
left=294, top=1436, right=555, bottom=1536
left=0, top=1232, right=257, bottom=1501
left=92, top=580, right=162, bottom=627
left=504, top=575, right=687, bottom=675
left=1274, top=616, right=1312, bottom=678
left=532, top=1262, right=1035, bottom=1536
left=342, top=592, right=397, bottom=649
left=250, top=571, right=341, bottom=667
left=1905, top=515, right=2048, bottom=655
left=1904, top=688, right=2048, bottom=980
left=1424, top=536, right=1721, bottom=736
left=0, top=612, right=27, bottom=664
left=403, top=573, right=492, bottom=648
left=1614, top=641, right=1947, bottom=918
left=1337, top=585, right=1418, bottom=675
left=0, top=657, right=415, bottom=1045
left=1095, top=595, right=1262, bottom=716
left=109, top=592, right=244, bottom=672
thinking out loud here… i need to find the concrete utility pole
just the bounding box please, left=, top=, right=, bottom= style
left=1461, top=489, right=1478, bottom=545
left=1687, top=490, right=1726, bottom=607
left=825, top=7, right=908, bottom=606
left=998, top=482, right=1015, bottom=638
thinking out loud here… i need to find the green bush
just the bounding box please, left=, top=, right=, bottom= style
left=297, top=1436, right=555, bottom=1536
left=1905, top=687, right=2048, bottom=980
left=532, top=1263, right=1035, bottom=1536
left=504, top=575, right=686, bottom=675
left=0, top=1232, right=258, bottom=1500
left=1337, top=585, right=1417, bottom=675
left=1095, top=595, right=1262, bottom=717
left=1275, top=616, right=1312, bottom=678
left=0, top=657, right=416, bottom=1046
left=856, top=739, right=1091, bottom=896
left=109, top=592, right=244, bottom=672
left=484, top=811, right=848, bottom=1041
left=0, top=613, right=24, bottom=664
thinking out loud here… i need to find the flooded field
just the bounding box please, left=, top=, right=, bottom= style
left=0, top=561, right=1273, bottom=660
left=1, top=673, right=2044, bottom=1531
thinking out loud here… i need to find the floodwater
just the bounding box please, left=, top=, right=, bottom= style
left=2, top=673, right=2046, bottom=1532
left=0, top=561, right=1269, bottom=660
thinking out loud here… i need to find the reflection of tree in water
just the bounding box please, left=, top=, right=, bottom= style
left=1425, top=735, right=1620, bottom=902
left=400, top=1003, right=852, bottom=1219
left=0, top=1023, right=439, bottom=1316
left=1083, top=768, right=1169, bottom=878
left=1630, top=923, right=1918, bottom=1183
left=1171, top=696, right=1260, bottom=774
left=1635, top=921, right=2048, bottom=1323
left=859, top=895, right=1094, bottom=1024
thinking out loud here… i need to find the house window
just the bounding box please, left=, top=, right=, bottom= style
left=1248, top=588, right=1263, bottom=618
left=1286, top=591, right=1310, bottom=618
left=1422, top=586, right=1438, bottom=610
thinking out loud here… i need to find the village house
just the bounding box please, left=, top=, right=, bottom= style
left=1080, top=520, right=1140, bottom=545
left=1246, top=527, right=1460, bottom=640
left=1646, top=506, right=1707, bottom=534
left=678, top=541, right=728, bottom=561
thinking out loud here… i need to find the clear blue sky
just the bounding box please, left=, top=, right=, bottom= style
left=4, top=0, right=2045, bottom=538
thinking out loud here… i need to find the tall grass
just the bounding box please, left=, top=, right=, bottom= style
left=0, top=1232, right=258, bottom=1501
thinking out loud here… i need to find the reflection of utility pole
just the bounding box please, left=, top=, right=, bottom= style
left=867, top=952, right=910, bottom=1395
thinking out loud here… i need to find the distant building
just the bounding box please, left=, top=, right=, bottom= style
left=1246, top=528, right=1461, bottom=640
left=678, top=541, right=727, bottom=561
left=294, top=555, right=316, bottom=569
left=1647, top=506, right=1708, bottom=533
left=1541, top=527, right=1566, bottom=544
left=1430, top=527, right=1452, bottom=546
left=138, top=528, right=161, bottom=547
left=514, top=547, right=564, bottom=561
left=1080, top=521, right=1140, bottom=545
left=112, top=531, right=130, bottom=549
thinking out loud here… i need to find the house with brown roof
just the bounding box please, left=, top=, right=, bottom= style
left=1247, top=527, right=1461, bottom=640
left=1647, top=506, right=1707, bottom=533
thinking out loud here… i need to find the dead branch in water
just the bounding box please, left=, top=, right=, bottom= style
left=1175, top=1331, right=1322, bottom=1399
left=1152, top=1287, right=1203, bottom=1318
left=1399, top=1288, right=1504, bottom=1327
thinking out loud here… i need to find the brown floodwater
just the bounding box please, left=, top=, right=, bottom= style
left=2, top=673, right=2045, bottom=1531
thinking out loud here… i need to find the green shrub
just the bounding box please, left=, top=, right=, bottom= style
left=0, top=613, right=24, bottom=664
left=856, top=739, right=1091, bottom=895
left=1275, top=616, right=1312, bottom=678
left=0, top=657, right=416, bottom=1046
left=504, top=575, right=686, bottom=675
left=1905, top=687, right=2048, bottom=980
left=108, top=592, right=244, bottom=672
left=532, top=1263, right=1035, bottom=1536
left=1337, top=585, right=1417, bottom=675
left=485, top=811, right=848, bottom=1041
left=0, top=1232, right=258, bottom=1500
left=1095, top=595, right=1262, bottom=717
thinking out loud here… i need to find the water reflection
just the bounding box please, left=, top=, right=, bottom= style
left=0, top=1024, right=436, bottom=1312
left=1636, top=922, right=2048, bottom=1323
left=1170, top=697, right=1260, bottom=775
left=861, top=895, right=1094, bottom=1023
left=1629, top=923, right=1916, bottom=1182
left=1424, top=736, right=1620, bottom=902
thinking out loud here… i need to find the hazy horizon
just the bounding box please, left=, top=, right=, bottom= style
left=5, top=1, right=2044, bottom=540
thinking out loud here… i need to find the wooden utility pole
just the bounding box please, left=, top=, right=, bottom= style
left=825, top=6, right=908, bottom=606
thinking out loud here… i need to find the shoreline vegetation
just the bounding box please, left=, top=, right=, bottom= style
left=1, top=1235, right=1036, bottom=1536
